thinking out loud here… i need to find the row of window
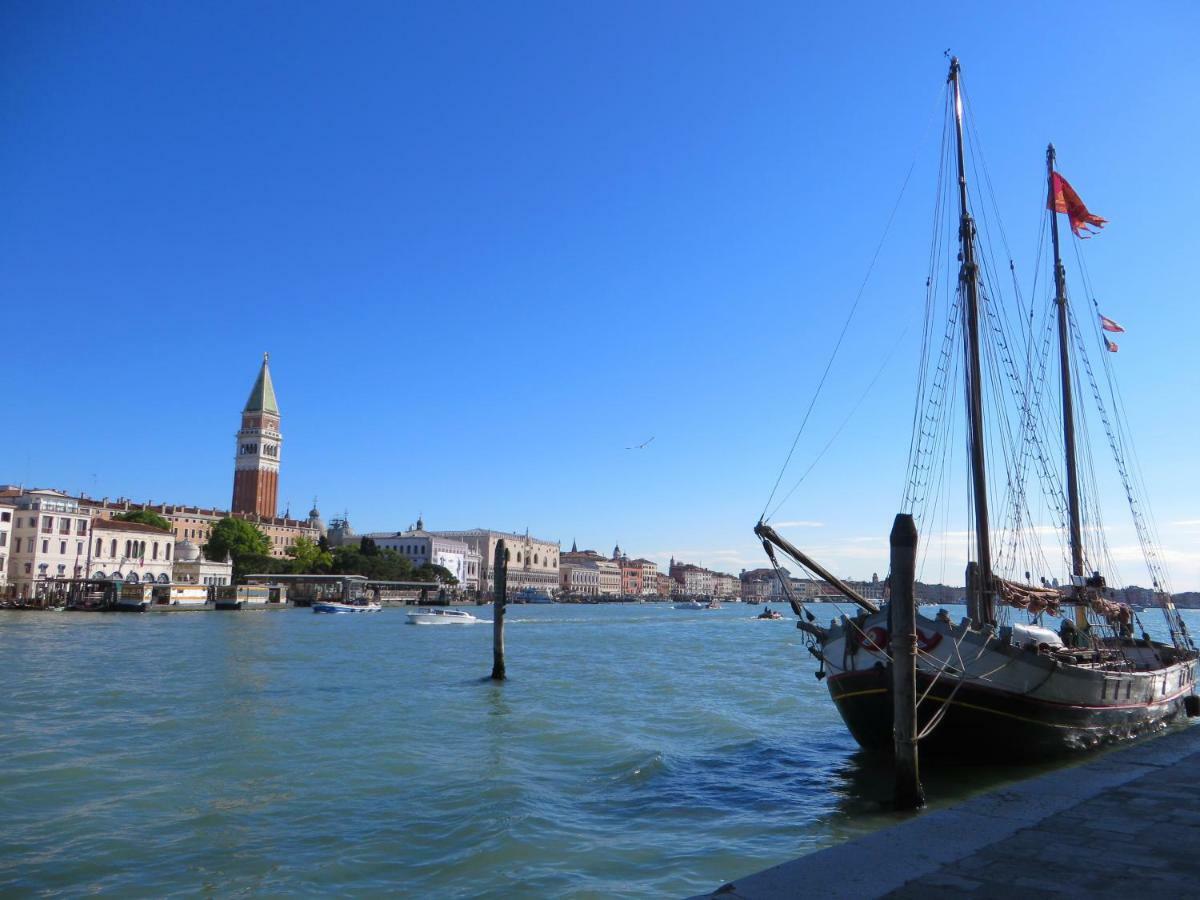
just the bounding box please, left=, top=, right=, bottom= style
left=512, top=551, right=558, bottom=566
left=33, top=516, right=89, bottom=536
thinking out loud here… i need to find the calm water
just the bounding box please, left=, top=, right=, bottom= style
left=2, top=602, right=1194, bottom=897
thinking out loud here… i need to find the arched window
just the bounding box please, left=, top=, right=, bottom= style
left=125, top=540, right=132, bottom=557
left=165, top=544, right=171, bottom=560
left=516, top=552, right=522, bottom=563
left=534, top=554, right=539, bottom=564
left=110, top=539, right=117, bottom=557
left=95, top=538, right=103, bottom=556
left=93, top=571, right=106, bottom=580
left=126, top=572, right=139, bottom=584
left=111, top=571, right=123, bottom=581
left=157, top=573, right=169, bottom=584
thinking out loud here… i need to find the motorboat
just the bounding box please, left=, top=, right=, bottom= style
left=756, top=608, right=784, bottom=620
left=313, top=600, right=382, bottom=614
left=673, top=600, right=705, bottom=610
left=406, top=607, right=481, bottom=625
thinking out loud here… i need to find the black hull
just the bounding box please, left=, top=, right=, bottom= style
left=829, top=667, right=1188, bottom=761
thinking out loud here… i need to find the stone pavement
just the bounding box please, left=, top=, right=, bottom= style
left=694, top=725, right=1200, bottom=899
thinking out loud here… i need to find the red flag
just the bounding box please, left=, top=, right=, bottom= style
left=1099, top=314, right=1125, bottom=333
left=1103, top=336, right=1119, bottom=353
left=1049, top=171, right=1107, bottom=238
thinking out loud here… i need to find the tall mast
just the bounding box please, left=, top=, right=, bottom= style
left=948, top=58, right=994, bottom=625
left=1047, top=144, right=1086, bottom=611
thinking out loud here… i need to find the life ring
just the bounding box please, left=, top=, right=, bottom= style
left=854, top=625, right=943, bottom=654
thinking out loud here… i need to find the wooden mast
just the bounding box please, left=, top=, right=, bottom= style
left=949, top=58, right=994, bottom=625
left=1047, top=144, right=1087, bottom=626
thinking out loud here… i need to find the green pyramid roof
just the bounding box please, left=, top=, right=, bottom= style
left=244, top=353, right=279, bottom=414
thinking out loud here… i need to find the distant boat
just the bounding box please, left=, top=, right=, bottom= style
left=756, top=608, right=784, bottom=621
left=673, top=600, right=704, bottom=610
left=406, top=607, right=481, bottom=625
left=313, top=600, right=382, bottom=614
left=513, top=587, right=555, bottom=604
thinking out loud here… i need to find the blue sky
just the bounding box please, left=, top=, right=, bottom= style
left=3, top=2, right=1198, bottom=587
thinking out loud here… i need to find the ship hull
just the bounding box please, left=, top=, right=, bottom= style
left=818, top=610, right=1197, bottom=761
left=828, top=666, right=1189, bottom=760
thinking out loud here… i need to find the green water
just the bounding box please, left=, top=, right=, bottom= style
left=1, top=602, right=1192, bottom=896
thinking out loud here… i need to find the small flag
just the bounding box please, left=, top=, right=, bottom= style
left=1049, top=171, right=1108, bottom=238
left=1099, top=314, right=1125, bottom=333
left=1104, top=336, right=1119, bottom=353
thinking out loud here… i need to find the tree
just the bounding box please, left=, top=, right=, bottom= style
left=204, top=517, right=271, bottom=577
left=287, top=536, right=333, bottom=573
left=330, top=545, right=414, bottom=581
left=413, top=563, right=457, bottom=585
left=359, top=536, right=379, bottom=556
left=112, top=509, right=171, bottom=532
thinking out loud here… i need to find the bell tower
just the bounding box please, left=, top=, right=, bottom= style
left=231, top=353, right=282, bottom=518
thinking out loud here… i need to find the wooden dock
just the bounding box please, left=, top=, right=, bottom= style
left=694, top=724, right=1200, bottom=898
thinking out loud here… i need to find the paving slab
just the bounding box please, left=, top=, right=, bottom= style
left=691, top=725, right=1200, bottom=900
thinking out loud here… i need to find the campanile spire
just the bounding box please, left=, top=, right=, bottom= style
left=231, top=353, right=282, bottom=518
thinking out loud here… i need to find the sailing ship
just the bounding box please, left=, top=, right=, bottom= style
left=756, top=58, right=1198, bottom=760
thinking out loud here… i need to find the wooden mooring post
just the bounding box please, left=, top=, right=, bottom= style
left=889, top=513, right=924, bottom=810
left=491, top=539, right=507, bottom=681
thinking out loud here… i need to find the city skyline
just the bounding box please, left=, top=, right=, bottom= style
left=3, top=4, right=1198, bottom=589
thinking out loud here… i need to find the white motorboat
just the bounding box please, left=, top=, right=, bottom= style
left=312, top=600, right=382, bottom=614
left=673, top=600, right=705, bottom=610
left=405, top=607, right=481, bottom=625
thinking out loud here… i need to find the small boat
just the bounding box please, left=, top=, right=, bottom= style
left=673, top=600, right=705, bottom=610
left=705, top=600, right=721, bottom=610
left=513, top=587, right=555, bottom=604
left=406, top=607, right=480, bottom=625
left=757, top=608, right=784, bottom=621
left=313, top=600, right=382, bottom=614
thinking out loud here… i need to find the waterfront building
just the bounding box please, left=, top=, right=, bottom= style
left=617, top=553, right=643, bottom=595
left=88, top=518, right=175, bottom=585
left=232, top=353, right=282, bottom=519
left=0, top=501, right=13, bottom=593
left=714, top=573, right=742, bottom=599
left=741, top=567, right=788, bottom=601
left=171, top=539, right=233, bottom=587
left=655, top=572, right=672, bottom=598
left=364, top=518, right=475, bottom=587
left=560, top=559, right=600, bottom=596
left=636, top=559, right=660, bottom=596
left=5, top=490, right=92, bottom=598
left=85, top=498, right=318, bottom=560
left=563, top=549, right=622, bottom=595
left=432, top=528, right=559, bottom=596
left=669, top=558, right=712, bottom=596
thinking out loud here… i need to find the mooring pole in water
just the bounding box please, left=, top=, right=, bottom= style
left=889, top=513, right=925, bottom=810
left=491, top=539, right=508, bottom=681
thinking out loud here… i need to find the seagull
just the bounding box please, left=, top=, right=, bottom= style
left=626, top=436, right=655, bottom=450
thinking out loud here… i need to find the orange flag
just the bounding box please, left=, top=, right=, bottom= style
left=1049, top=172, right=1107, bottom=238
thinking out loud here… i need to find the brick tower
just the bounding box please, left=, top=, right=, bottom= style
left=231, top=353, right=281, bottom=518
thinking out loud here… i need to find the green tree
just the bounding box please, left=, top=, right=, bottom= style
left=112, top=509, right=171, bottom=531
left=204, top=517, right=271, bottom=577
left=287, top=536, right=333, bottom=573
left=331, top=545, right=414, bottom=581
left=413, top=563, right=457, bottom=585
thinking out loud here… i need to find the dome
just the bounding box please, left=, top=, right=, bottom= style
left=307, top=498, right=327, bottom=536
left=176, top=539, right=202, bottom=562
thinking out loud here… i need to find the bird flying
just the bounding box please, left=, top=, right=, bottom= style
left=626, top=436, right=655, bottom=450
